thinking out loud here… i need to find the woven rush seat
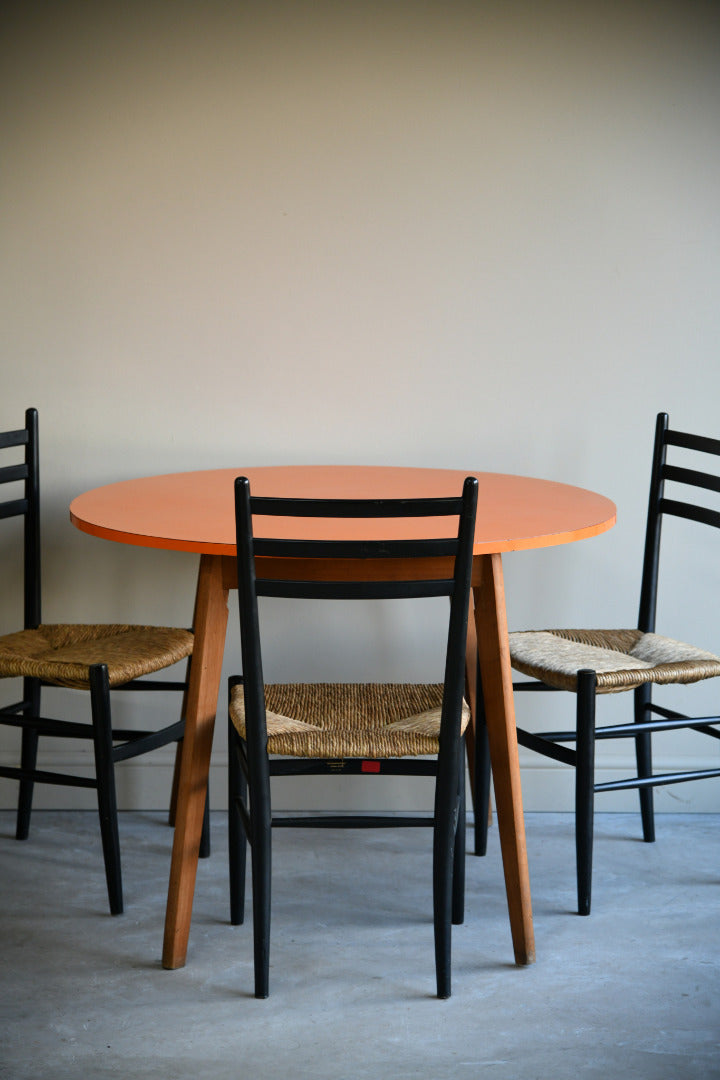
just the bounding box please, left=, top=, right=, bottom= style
left=229, top=682, right=471, bottom=758
left=509, top=628, right=720, bottom=694
left=0, top=624, right=194, bottom=690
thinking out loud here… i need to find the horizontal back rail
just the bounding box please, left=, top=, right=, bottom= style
left=0, top=498, right=29, bottom=521
left=0, top=428, right=29, bottom=451
left=249, top=494, right=465, bottom=518
left=255, top=577, right=456, bottom=600
left=662, top=464, right=720, bottom=495
left=665, top=428, right=720, bottom=457
left=252, top=536, right=461, bottom=560
left=0, top=463, right=29, bottom=486
left=659, top=497, right=720, bottom=531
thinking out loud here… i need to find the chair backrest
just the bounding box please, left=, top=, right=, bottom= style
left=0, top=407, right=40, bottom=630
left=638, top=412, right=720, bottom=633
left=234, top=474, right=478, bottom=758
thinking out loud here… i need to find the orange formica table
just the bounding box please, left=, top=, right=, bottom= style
left=70, top=466, right=616, bottom=971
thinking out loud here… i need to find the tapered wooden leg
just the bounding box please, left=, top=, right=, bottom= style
left=474, top=554, right=535, bottom=966
left=162, top=554, right=229, bottom=969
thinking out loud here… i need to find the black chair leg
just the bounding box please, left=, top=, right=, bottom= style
left=634, top=684, right=655, bottom=843
left=433, top=745, right=459, bottom=999
left=452, top=743, right=466, bottom=926
left=473, top=674, right=491, bottom=857
left=89, top=664, right=123, bottom=916
left=433, top=818, right=454, bottom=998
left=575, top=670, right=596, bottom=916
left=16, top=677, right=41, bottom=840
left=228, top=716, right=247, bottom=926
left=251, top=766, right=272, bottom=999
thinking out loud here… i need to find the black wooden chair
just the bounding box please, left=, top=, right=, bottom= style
left=228, top=474, right=478, bottom=998
left=0, top=408, right=208, bottom=915
left=474, top=413, right=720, bottom=914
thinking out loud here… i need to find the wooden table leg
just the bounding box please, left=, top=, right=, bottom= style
left=162, top=554, right=229, bottom=969
left=474, top=553, right=535, bottom=966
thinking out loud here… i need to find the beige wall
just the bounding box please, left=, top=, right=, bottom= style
left=2, top=1, right=720, bottom=812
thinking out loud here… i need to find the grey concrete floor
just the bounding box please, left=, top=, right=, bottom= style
left=0, top=810, right=718, bottom=1080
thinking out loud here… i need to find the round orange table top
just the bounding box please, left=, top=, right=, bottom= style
left=69, top=465, right=616, bottom=557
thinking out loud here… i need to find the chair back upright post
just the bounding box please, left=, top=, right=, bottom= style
left=24, top=409, right=41, bottom=631
left=637, top=412, right=669, bottom=635
left=0, top=408, right=42, bottom=841
left=436, top=480, right=478, bottom=795
left=635, top=413, right=720, bottom=839
left=234, top=476, right=271, bottom=851
left=638, top=412, right=720, bottom=635
left=0, top=407, right=40, bottom=630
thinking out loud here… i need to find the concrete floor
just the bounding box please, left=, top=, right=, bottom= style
left=0, top=810, right=718, bottom=1080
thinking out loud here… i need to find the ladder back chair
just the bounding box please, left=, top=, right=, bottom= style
left=228, top=474, right=478, bottom=998
left=0, top=408, right=208, bottom=915
left=475, top=413, right=720, bottom=914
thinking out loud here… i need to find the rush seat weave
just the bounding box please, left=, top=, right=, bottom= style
left=229, top=682, right=471, bottom=759
left=0, top=624, right=194, bottom=689
left=509, top=628, right=720, bottom=694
